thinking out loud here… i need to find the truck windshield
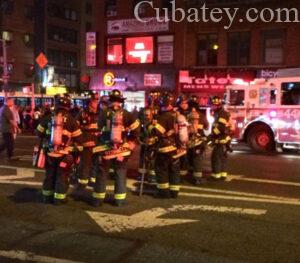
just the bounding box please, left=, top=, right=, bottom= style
left=229, top=90, right=245, bottom=106
left=281, top=82, right=300, bottom=105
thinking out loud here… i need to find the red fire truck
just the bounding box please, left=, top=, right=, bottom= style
left=225, top=77, right=300, bottom=153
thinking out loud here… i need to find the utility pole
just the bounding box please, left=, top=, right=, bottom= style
left=1, top=38, right=9, bottom=98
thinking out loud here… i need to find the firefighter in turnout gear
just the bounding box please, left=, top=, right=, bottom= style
left=152, top=92, right=181, bottom=199
left=76, top=92, right=100, bottom=189
left=92, top=89, right=140, bottom=207
left=210, top=96, right=232, bottom=180
left=187, top=96, right=209, bottom=185
left=175, top=94, right=190, bottom=180
left=138, top=91, right=160, bottom=184
left=36, top=94, right=82, bottom=205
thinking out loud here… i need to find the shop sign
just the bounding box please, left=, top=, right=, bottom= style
left=107, top=18, right=169, bottom=34
left=257, top=69, right=279, bottom=79
left=144, top=74, right=161, bottom=87
left=158, top=42, right=173, bottom=63
left=86, top=32, right=97, bottom=67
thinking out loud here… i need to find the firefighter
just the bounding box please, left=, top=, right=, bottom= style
left=37, top=94, right=82, bottom=205
left=76, top=92, right=100, bottom=190
left=175, top=94, right=190, bottom=180
left=186, top=95, right=209, bottom=185
left=138, top=91, right=160, bottom=184
left=92, top=89, right=140, bottom=207
left=152, top=92, right=181, bottom=199
left=209, top=96, right=232, bottom=180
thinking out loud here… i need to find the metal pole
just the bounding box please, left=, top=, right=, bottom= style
left=2, top=39, right=9, bottom=98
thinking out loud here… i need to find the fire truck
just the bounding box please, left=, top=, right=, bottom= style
left=225, top=77, right=300, bottom=153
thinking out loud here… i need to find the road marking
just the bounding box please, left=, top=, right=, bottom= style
left=0, top=250, right=84, bottom=263
left=0, top=166, right=42, bottom=180
left=87, top=204, right=266, bottom=233
left=229, top=177, right=300, bottom=187
left=179, top=192, right=300, bottom=206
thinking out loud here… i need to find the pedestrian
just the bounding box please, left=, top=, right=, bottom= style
left=0, top=97, right=20, bottom=161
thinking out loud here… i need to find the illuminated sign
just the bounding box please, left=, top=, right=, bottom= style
left=126, top=37, right=153, bottom=64
left=86, top=32, right=97, bottom=67
left=46, top=86, right=67, bottom=95
left=103, top=72, right=115, bottom=87
left=144, top=74, right=161, bottom=87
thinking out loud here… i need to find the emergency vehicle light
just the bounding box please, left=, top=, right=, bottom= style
left=269, top=110, right=277, bottom=118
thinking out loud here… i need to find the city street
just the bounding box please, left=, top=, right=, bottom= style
left=0, top=135, right=299, bottom=263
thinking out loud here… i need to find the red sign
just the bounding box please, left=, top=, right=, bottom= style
left=144, top=74, right=161, bottom=87
left=86, top=32, right=97, bottom=67
left=126, top=37, right=153, bottom=64
left=179, top=70, right=255, bottom=93
left=35, top=52, right=48, bottom=69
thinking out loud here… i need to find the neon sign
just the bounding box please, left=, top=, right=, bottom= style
left=103, top=72, right=115, bottom=87
left=126, top=37, right=153, bottom=64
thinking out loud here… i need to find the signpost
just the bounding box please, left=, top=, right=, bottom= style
left=34, top=52, right=48, bottom=111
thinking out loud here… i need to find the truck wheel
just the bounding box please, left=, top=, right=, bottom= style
left=247, top=125, right=275, bottom=153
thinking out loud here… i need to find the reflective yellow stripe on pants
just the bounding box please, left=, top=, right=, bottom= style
left=157, top=183, right=169, bottom=189
left=42, top=190, right=54, bottom=196
left=115, top=193, right=126, bottom=200
left=54, top=193, right=67, bottom=200
left=93, top=192, right=106, bottom=199
left=170, top=185, right=180, bottom=191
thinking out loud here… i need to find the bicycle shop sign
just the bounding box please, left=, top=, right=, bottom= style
left=179, top=70, right=235, bottom=92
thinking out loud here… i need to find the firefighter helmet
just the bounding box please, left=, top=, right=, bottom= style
left=109, top=89, right=125, bottom=102
left=57, top=94, right=71, bottom=110
left=148, top=90, right=161, bottom=106
left=176, top=94, right=189, bottom=107
left=188, top=95, right=199, bottom=109
left=160, top=92, right=174, bottom=108
left=210, top=96, right=223, bottom=106
left=100, top=95, right=109, bottom=105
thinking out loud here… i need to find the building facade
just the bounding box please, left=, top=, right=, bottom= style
left=91, top=0, right=300, bottom=107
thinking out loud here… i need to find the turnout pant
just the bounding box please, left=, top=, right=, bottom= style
left=42, top=154, right=74, bottom=201
left=155, top=153, right=180, bottom=194
left=138, top=144, right=156, bottom=182
left=188, top=147, right=203, bottom=179
left=78, top=147, right=99, bottom=187
left=211, top=144, right=228, bottom=179
left=93, top=158, right=128, bottom=201
left=0, top=132, right=14, bottom=158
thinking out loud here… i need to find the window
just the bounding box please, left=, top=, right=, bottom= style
left=197, top=34, right=218, bottom=66
left=86, top=22, right=92, bottom=32
left=1, top=0, right=14, bottom=14
left=281, top=82, right=300, bottom=106
left=24, top=5, right=33, bottom=20
left=107, top=38, right=123, bottom=64
left=126, top=37, right=154, bottom=64
left=2, top=31, right=13, bottom=41
left=47, top=3, right=77, bottom=21
left=157, top=35, right=174, bottom=64
left=47, top=49, right=78, bottom=68
left=105, top=0, right=117, bottom=17
left=262, top=29, right=285, bottom=64
left=259, top=88, right=270, bottom=106
left=228, top=32, right=250, bottom=66
left=229, top=90, right=245, bottom=106
left=86, top=2, right=92, bottom=15
left=133, top=0, right=146, bottom=16
left=23, top=34, right=34, bottom=47
left=48, top=25, right=77, bottom=44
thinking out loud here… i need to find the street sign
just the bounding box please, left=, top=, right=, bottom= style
left=35, top=52, right=48, bottom=69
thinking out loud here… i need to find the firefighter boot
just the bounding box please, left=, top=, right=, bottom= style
left=155, top=189, right=171, bottom=199
left=170, top=190, right=179, bottom=199
left=91, top=198, right=104, bottom=207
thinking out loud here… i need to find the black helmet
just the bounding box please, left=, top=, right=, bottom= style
left=160, top=92, right=174, bottom=108
left=188, top=95, right=199, bottom=109
left=210, top=96, right=223, bottom=106
left=57, top=93, right=71, bottom=110
left=148, top=90, right=161, bottom=106
left=100, top=95, right=109, bottom=105
left=109, top=89, right=125, bottom=103
left=176, top=94, right=189, bottom=107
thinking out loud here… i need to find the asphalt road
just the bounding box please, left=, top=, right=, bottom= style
left=0, top=135, right=299, bottom=263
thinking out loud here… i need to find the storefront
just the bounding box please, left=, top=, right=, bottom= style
left=178, top=69, right=256, bottom=106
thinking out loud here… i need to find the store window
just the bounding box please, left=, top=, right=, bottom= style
left=126, top=36, right=154, bottom=64
left=107, top=38, right=123, bottom=64
left=281, top=82, right=300, bottom=106
left=157, top=35, right=174, bottom=64
left=262, top=29, right=285, bottom=65
left=197, top=33, right=218, bottom=66
left=228, top=32, right=250, bottom=66
left=229, top=89, right=245, bottom=106
left=105, top=0, right=117, bottom=17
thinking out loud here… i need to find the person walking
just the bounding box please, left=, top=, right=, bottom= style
left=0, top=97, right=19, bottom=161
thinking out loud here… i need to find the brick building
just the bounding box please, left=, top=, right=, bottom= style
left=91, top=0, right=300, bottom=107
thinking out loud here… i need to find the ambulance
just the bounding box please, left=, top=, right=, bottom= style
left=225, top=76, right=300, bottom=153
